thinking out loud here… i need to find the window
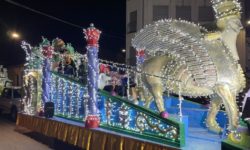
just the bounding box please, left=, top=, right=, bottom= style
left=129, top=47, right=136, bottom=66
left=2, top=88, right=11, bottom=99
left=13, top=89, right=21, bottom=98
left=128, top=11, right=137, bottom=33
left=153, top=5, right=169, bottom=21
left=198, top=6, right=214, bottom=21
left=16, top=75, right=19, bottom=86
left=176, top=6, right=191, bottom=21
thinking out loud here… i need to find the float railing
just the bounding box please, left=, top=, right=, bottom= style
left=50, top=71, right=185, bottom=147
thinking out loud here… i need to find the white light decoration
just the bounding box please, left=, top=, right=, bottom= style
left=131, top=0, right=245, bottom=135
left=178, top=83, right=183, bottom=121
left=20, top=33, right=188, bottom=146
left=21, top=41, right=43, bottom=115
left=119, top=104, right=130, bottom=128
left=50, top=72, right=183, bottom=144
left=211, top=0, right=241, bottom=19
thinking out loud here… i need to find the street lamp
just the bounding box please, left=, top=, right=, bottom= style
left=11, top=32, right=20, bottom=39
left=122, top=49, right=126, bottom=53
left=247, top=20, right=250, bottom=25
left=7, top=31, right=21, bottom=40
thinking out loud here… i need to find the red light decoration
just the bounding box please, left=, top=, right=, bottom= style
left=83, top=23, right=101, bottom=47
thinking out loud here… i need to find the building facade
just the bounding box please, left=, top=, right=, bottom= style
left=126, top=0, right=246, bottom=71
left=247, top=37, right=250, bottom=73
left=7, top=64, right=24, bottom=86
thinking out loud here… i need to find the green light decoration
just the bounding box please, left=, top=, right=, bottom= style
left=65, top=43, right=75, bottom=55
left=21, top=35, right=186, bottom=147
left=50, top=72, right=185, bottom=147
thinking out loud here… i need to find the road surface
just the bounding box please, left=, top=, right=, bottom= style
left=0, top=115, right=51, bottom=150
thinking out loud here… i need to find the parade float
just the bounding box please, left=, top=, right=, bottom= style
left=16, top=0, right=250, bottom=149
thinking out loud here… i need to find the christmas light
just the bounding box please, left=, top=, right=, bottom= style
left=131, top=0, right=245, bottom=134
left=50, top=72, right=182, bottom=142
left=83, top=24, right=102, bottom=128
left=20, top=33, right=186, bottom=145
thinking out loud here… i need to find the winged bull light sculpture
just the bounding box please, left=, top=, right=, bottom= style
left=132, top=0, right=245, bottom=133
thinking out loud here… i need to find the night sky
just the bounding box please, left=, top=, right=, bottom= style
left=0, top=0, right=126, bottom=66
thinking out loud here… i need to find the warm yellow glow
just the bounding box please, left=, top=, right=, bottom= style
left=11, top=32, right=20, bottom=39
left=247, top=20, right=250, bottom=25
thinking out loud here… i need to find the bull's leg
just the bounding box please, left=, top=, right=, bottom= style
left=148, top=83, right=165, bottom=114
left=144, top=95, right=153, bottom=108
left=141, top=55, right=171, bottom=117
left=136, top=87, right=145, bottom=101
left=206, top=94, right=222, bottom=133
left=130, top=87, right=139, bottom=104
left=137, top=87, right=153, bottom=108
left=215, top=84, right=239, bottom=131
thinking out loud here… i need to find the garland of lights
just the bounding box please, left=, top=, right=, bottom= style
left=41, top=59, right=51, bottom=105
left=105, top=98, right=112, bottom=125
left=21, top=41, right=42, bottom=115
left=75, top=85, right=80, bottom=117
left=50, top=71, right=183, bottom=142
left=119, top=104, right=130, bottom=128
left=23, top=36, right=245, bottom=122
left=71, top=84, right=78, bottom=117
left=20, top=11, right=246, bottom=143
left=136, top=113, right=178, bottom=139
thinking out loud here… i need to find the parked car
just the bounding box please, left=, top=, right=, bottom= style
left=0, top=86, right=23, bottom=121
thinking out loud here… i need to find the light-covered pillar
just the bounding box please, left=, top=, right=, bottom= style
left=83, top=23, right=101, bottom=128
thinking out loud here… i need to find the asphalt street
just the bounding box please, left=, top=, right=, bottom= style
left=0, top=115, right=51, bottom=150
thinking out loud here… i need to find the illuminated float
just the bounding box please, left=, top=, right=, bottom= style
left=16, top=1, right=250, bottom=148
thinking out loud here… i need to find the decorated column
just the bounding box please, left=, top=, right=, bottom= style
left=83, top=23, right=101, bottom=128
left=41, top=38, right=54, bottom=109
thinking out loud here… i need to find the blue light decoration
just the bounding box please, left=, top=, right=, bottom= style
left=83, top=23, right=102, bottom=128
left=63, top=81, right=70, bottom=116
left=136, top=49, right=145, bottom=65
left=78, top=86, right=87, bottom=119
left=58, top=77, right=64, bottom=114
left=51, top=72, right=88, bottom=120
left=42, top=59, right=51, bottom=104
left=23, top=34, right=185, bottom=146
left=51, top=75, right=58, bottom=114
left=71, top=83, right=78, bottom=117
left=50, top=71, right=185, bottom=147
left=40, top=38, right=54, bottom=107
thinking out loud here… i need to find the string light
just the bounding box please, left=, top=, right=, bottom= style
left=19, top=29, right=186, bottom=146
left=21, top=37, right=188, bottom=119
left=17, top=0, right=247, bottom=145
left=131, top=0, right=245, bottom=134
left=83, top=24, right=101, bottom=118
